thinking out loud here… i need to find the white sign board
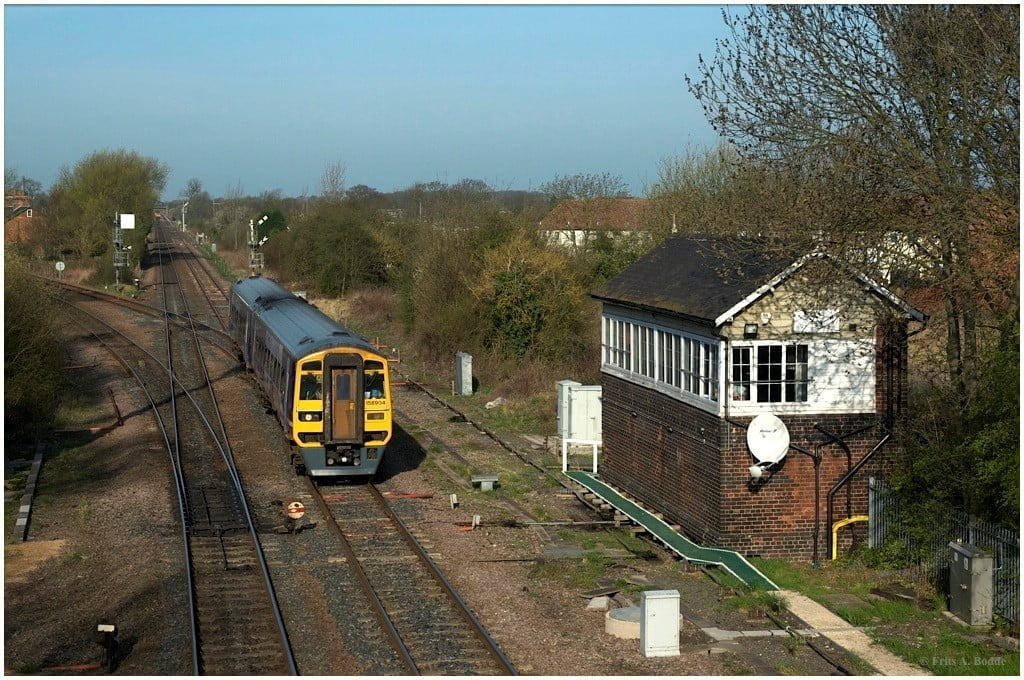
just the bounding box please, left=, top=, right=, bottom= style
left=119, top=213, right=136, bottom=230
left=793, top=308, right=839, bottom=333
left=55, top=261, right=66, bottom=272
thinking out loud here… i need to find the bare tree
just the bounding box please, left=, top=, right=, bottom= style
left=687, top=4, right=1019, bottom=391
left=319, top=161, right=347, bottom=202
left=540, top=172, right=630, bottom=203
left=222, top=181, right=246, bottom=250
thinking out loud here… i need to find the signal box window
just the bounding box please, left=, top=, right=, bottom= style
left=732, top=344, right=808, bottom=403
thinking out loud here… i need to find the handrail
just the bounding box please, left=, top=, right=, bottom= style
left=831, top=515, right=869, bottom=560
left=561, top=438, right=602, bottom=473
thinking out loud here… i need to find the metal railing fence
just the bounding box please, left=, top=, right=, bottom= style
left=868, top=477, right=1019, bottom=624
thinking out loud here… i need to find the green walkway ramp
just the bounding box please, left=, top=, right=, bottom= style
left=565, top=470, right=778, bottom=591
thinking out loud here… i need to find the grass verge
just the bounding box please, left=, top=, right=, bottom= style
left=199, top=243, right=243, bottom=282
left=753, top=557, right=1019, bottom=675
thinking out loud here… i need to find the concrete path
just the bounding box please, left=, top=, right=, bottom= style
left=780, top=589, right=929, bottom=675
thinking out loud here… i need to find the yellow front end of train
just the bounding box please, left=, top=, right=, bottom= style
left=291, top=347, right=392, bottom=476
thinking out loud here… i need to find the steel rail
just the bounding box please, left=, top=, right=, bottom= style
left=155, top=242, right=202, bottom=676
left=305, top=478, right=420, bottom=675
left=180, top=234, right=231, bottom=304
left=42, top=275, right=237, bottom=357
left=63, top=302, right=200, bottom=675
left=173, top=235, right=227, bottom=330
left=365, top=483, right=518, bottom=675
left=157, top=227, right=298, bottom=675
left=60, top=247, right=293, bottom=675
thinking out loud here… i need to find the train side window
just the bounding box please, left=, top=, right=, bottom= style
left=300, top=373, right=322, bottom=400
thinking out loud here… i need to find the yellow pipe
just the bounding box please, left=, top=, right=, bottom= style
left=831, top=514, right=869, bottom=560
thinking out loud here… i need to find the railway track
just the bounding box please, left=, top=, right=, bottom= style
left=308, top=480, right=517, bottom=676
left=170, top=227, right=230, bottom=329
left=151, top=222, right=297, bottom=675
left=39, top=275, right=237, bottom=359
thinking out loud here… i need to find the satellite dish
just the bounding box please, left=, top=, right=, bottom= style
left=747, top=414, right=790, bottom=464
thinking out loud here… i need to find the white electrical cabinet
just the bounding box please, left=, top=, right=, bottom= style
left=556, top=380, right=602, bottom=443
left=640, top=589, right=680, bottom=657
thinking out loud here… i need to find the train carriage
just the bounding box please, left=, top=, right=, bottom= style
left=228, top=276, right=392, bottom=477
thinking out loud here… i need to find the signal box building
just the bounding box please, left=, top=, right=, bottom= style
left=591, top=233, right=926, bottom=560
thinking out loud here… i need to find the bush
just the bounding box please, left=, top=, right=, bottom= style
left=5, top=255, right=67, bottom=445
left=471, top=232, right=589, bottom=361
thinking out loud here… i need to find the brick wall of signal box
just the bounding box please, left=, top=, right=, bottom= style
left=599, top=327, right=906, bottom=561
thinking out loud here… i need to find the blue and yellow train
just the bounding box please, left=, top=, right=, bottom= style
left=228, top=277, right=393, bottom=477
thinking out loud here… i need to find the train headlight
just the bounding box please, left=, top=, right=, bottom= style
left=298, top=411, right=322, bottom=422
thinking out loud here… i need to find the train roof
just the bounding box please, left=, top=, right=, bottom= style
left=231, top=276, right=378, bottom=359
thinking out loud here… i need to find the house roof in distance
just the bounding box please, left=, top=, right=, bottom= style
left=591, top=232, right=926, bottom=325
left=539, top=198, right=649, bottom=231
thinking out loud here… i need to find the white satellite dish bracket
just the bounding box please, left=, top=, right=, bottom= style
left=746, top=413, right=790, bottom=480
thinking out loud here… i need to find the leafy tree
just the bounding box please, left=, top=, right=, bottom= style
left=49, top=149, right=168, bottom=261
left=893, top=316, right=1019, bottom=527
left=269, top=202, right=383, bottom=297
left=180, top=177, right=214, bottom=224
left=256, top=209, right=287, bottom=241
left=345, top=184, right=384, bottom=207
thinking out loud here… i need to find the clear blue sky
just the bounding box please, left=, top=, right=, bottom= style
left=4, top=4, right=728, bottom=199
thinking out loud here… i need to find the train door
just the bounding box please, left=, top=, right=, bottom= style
left=330, top=369, right=357, bottom=440
left=324, top=354, right=363, bottom=443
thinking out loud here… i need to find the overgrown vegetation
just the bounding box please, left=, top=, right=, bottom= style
left=529, top=551, right=611, bottom=590
left=4, top=255, right=68, bottom=447
left=895, top=318, right=1019, bottom=528
left=257, top=174, right=641, bottom=398
left=722, top=586, right=788, bottom=618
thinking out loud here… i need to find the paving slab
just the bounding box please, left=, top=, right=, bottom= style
left=780, top=589, right=929, bottom=675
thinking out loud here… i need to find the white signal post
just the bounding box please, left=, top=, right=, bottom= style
left=181, top=201, right=189, bottom=232
left=249, top=214, right=269, bottom=275
left=113, top=213, right=135, bottom=286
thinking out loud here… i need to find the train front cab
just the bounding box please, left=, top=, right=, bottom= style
left=291, top=348, right=392, bottom=477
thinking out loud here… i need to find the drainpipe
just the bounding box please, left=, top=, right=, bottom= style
left=815, top=423, right=874, bottom=520
left=826, top=432, right=891, bottom=559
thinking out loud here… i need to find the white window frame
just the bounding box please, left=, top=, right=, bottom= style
left=730, top=342, right=809, bottom=405
left=726, top=338, right=877, bottom=415
left=600, top=312, right=720, bottom=413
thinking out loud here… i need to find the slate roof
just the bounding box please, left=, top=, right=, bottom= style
left=590, top=233, right=794, bottom=324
